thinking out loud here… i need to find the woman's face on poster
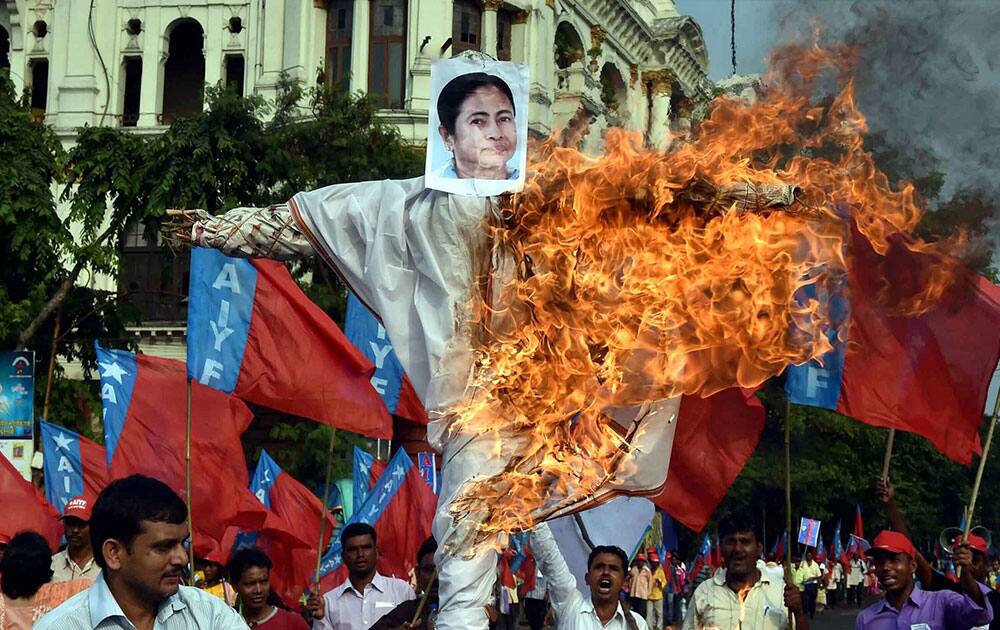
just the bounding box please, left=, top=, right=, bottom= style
left=440, top=85, right=517, bottom=179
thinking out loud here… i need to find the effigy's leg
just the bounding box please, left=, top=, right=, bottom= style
left=433, top=427, right=528, bottom=630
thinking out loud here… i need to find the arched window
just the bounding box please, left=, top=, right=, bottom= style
left=600, top=63, right=627, bottom=113
left=369, top=0, right=406, bottom=109
left=554, top=22, right=584, bottom=69
left=121, top=57, right=142, bottom=126
left=0, top=26, right=10, bottom=71
left=162, top=19, right=205, bottom=123
left=452, top=0, right=481, bottom=55
left=326, top=0, right=353, bottom=93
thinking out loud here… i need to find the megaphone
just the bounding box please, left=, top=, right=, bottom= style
left=938, top=526, right=992, bottom=554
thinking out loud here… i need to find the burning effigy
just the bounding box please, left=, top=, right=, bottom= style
left=166, top=41, right=965, bottom=630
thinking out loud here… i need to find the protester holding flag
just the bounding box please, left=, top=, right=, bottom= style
left=530, top=520, right=648, bottom=629
left=798, top=551, right=822, bottom=619
left=50, top=496, right=98, bottom=583
left=35, top=475, right=248, bottom=630
left=308, top=523, right=415, bottom=630
left=856, top=530, right=993, bottom=629
left=682, top=512, right=807, bottom=630
left=229, top=547, right=309, bottom=630
left=876, top=477, right=1000, bottom=629
left=369, top=537, right=439, bottom=630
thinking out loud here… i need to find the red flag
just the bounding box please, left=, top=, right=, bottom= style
left=187, top=249, right=392, bottom=438
left=837, top=233, right=1000, bottom=464
left=0, top=454, right=62, bottom=551
left=853, top=505, right=864, bottom=540
left=318, top=449, right=436, bottom=593
left=97, top=346, right=267, bottom=546
left=653, top=388, right=766, bottom=531
left=257, top=455, right=338, bottom=608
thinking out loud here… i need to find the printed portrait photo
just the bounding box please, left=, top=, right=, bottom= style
left=425, top=55, right=529, bottom=197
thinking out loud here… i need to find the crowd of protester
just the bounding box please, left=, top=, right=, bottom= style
left=1, top=473, right=999, bottom=629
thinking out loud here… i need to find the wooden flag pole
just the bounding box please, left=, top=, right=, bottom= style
left=315, top=429, right=338, bottom=587
left=963, top=397, right=999, bottom=542
left=784, top=399, right=793, bottom=581
left=411, top=568, right=438, bottom=625
left=956, top=398, right=998, bottom=578
left=185, top=377, right=196, bottom=582
left=881, top=428, right=896, bottom=481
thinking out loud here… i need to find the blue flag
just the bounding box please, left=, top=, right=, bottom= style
left=798, top=517, right=821, bottom=547
left=345, top=292, right=407, bottom=414
left=352, top=446, right=378, bottom=512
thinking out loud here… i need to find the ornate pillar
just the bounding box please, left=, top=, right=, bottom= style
left=510, top=10, right=528, bottom=63
left=644, top=69, right=673, bottom=149
left=350, top=0, right=370, bottom=92
left=481, top=0, right=502, bottom=59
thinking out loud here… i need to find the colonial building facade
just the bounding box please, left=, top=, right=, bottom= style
left=1, top=0, right=710, bottom=351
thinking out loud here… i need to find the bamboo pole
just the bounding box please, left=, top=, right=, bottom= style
left=186, top=377, right=196, bottom=582
left=41, top=311, right=61, bottom=424
left=315, top=429, right=338, bottom=587
left=784, top=400, right=793, bottom=581
left=881, top=428, right=896, bottom=481
left=956, top=396, right=999, bottom=578
left=963, top=398, right=999, bottom=541
left=410, top=568, right=438, bottom=625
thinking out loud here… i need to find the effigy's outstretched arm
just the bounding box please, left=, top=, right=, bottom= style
left=163, top=204, right=314, bottom=261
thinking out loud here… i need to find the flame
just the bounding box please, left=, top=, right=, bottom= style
left=447, top=38, right=963, bottom=545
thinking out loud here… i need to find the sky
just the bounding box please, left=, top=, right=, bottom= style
left=675, top=0, right=776, bottom=81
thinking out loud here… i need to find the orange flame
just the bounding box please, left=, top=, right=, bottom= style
left=447, top=39, right=962, bottom=543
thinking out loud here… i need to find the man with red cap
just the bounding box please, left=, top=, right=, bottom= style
left=50, top=495, right=99, bottom=583
left=646, top=548, right=666, bottom=630
left=878, top=476, right=1000, bottom=628
left=856, top=529, right=993, bottom=629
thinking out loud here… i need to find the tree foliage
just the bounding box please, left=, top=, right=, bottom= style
left=4, top=78, right=422, bottom=488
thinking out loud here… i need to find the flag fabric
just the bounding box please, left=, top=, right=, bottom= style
left=785, top=231, right=1000, bottom=465
left=832, top=520, right=844, bottom=564
left=653, top=388, right=766, bottom=531
left=316, top=448, right=436, bottom=593
left=39, top=420, right=108, bottom=512
left=0, top=450, right=61, bottom=551
left=816, top=537, right=827, bottom=563
left=688, top=533, right=714, bottom=579
left=344, top=292, right=428, bottom=425
left=853, top=505, right=864, bottom=540
left=186, top=248, right=392, bottom=438
left=247, top=450, right=335, bottom=608
left=708, top=533, right=722, bottom=570
left=417, top=452, right=440, bottom=495
left=846, top=533, right=871, bottom=556
left=798, top=517, right=821, bottom=547
left=352, top=446, right=386, bottom=512
left=661, top=511, right=679, bottom=551
left=770, top=530, right=788, bottom=562
left=96, top=343, right=266, bottom=545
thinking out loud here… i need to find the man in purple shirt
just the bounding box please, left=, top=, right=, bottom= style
left=856, top=530, right=993, bottom=630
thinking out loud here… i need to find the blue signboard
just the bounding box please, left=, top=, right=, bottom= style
left=0, top=351, right=34, bottom=438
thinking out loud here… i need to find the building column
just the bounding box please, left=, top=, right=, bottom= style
left=350, top=0, right=370, bottom=93
left=644, top=69, right=673, bottom=149
left=481, top=0, right=502, bottom=59
left=510, top=10, right=528, bottom=63
left=137, top=11, right=162, bottom=127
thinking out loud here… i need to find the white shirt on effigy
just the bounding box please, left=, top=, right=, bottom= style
left=313, top=573, right=415, bottom=630
left=531, top=522, right=648, bottom=630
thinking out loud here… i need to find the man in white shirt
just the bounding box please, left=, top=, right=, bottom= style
left=35, top=475, right=247, bottom=630
left=531, top=521, right=648, bottom=629
left=683, top=512, right=806, bottom=630
left=307, top=523, right=415, bottom=630
left=846, top=554, right=866, bottom=607
left=50, top=496, right=100, bottom=583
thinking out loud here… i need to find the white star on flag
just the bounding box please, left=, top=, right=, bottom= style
left=99, top=360, right=128, bottom=385
left=52, top=431, right=73, bottom=451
